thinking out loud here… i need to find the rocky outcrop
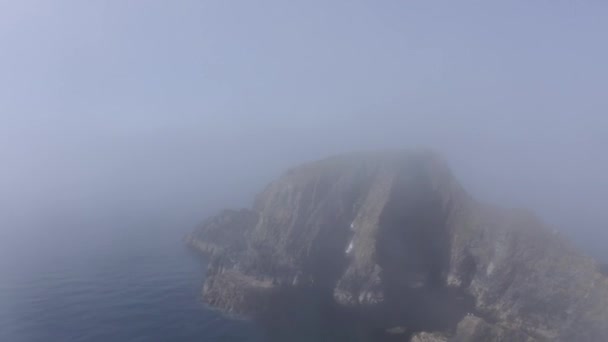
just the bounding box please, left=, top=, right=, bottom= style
left=410, top=332, right=448, bottom=342
left=188, top=150, right=608, bottom=341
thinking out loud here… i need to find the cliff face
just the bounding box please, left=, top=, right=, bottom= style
left=188, top=150, right=608, bottom=341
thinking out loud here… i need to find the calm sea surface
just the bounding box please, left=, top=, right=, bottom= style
left=0, top=219, right=262, bottom=342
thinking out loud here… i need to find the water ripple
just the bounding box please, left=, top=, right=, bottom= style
left=0, top=234, right=262, bottom=342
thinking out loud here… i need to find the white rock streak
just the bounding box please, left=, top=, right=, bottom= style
left=345, top=240, right=354, bottom=254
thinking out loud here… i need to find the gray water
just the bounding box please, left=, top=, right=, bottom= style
left=0, top=218, right=262, bottom=342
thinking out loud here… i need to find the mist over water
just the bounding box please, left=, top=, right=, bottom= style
left=1, top=1, right=608, bottom=341
left=0, top=216, right=263, bottom=342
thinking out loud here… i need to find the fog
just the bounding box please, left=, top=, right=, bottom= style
left=1, top=1, right=607, bottom=261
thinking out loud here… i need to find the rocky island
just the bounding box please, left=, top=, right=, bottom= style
left=186, top=150, right=608, bottom=341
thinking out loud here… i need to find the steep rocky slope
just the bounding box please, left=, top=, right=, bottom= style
left=187, top=150, right=608, bottom=341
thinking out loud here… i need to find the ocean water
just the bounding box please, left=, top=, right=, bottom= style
left=0, top=219, right=262, bottom=342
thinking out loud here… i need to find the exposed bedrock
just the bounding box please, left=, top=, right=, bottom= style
left=187, top=150, right=608, bottom=341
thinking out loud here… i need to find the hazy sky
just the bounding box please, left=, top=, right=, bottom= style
left=1, top=1, right=607, bottom=257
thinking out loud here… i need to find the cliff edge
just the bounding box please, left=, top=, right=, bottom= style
left=187, top=150, right=608, bottom=341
